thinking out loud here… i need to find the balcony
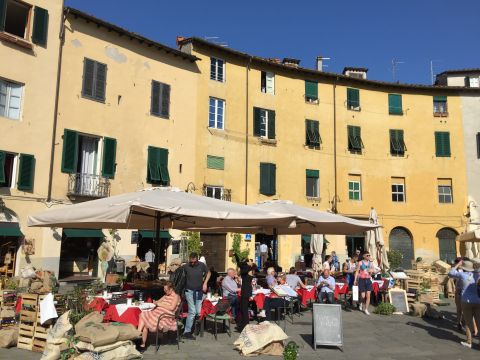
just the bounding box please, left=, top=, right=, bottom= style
left=67, top=173, right=110, bottom=198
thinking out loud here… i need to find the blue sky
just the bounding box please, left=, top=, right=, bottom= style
left=65, top=0, right=479, bottom=85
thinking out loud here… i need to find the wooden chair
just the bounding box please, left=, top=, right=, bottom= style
left=155, top=299, right=185, bottom=353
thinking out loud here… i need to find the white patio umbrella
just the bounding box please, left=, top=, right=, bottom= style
left=365, top=208, right=389, bottom=271
left=310, top=234, right=324, bottom=279
left=28, top=187, right=296, bottom=277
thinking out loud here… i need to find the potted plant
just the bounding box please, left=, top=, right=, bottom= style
left=283, top=341, right=299, bottom=360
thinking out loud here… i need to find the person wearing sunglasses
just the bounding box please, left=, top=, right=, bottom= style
left=354, top=252, right=374, bottom=315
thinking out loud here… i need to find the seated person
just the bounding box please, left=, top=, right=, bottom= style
left=137, top=281, right=181, bottom=351
left=258, top=275, right=289, bottom=320
left=286, top=267, right=307, bottom=289
left=221, top=268, right=240, bottom=319
left=266, top=267, right=277, bottom=287
left=126, top=266, right=139, bottom=283
left=316, top=269, right=335, bottom=304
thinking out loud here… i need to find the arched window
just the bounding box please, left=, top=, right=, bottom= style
left=437, top=228, right=458, bottom=264
left=389, top=227, right=414, bottom=269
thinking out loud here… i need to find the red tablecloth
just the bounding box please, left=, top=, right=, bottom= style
left=334, top=283, right=349, bottom=300
left=87, top=297, right=109, bottom=312
left=200, top=299, right=232, bottom=320
left=103, top=305, right=142, bottom=327
left=297, top=288, right=316, bottom=306
left=372, top=281, right=379, bottom=296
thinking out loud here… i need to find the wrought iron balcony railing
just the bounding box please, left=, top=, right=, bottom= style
left=67, top=173, right=110, bottom=198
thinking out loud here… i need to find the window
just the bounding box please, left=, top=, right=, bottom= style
left=348, top=175, right=361, bottom=201
left=347, top=125, right=363, bottom=153
left=438, top=179, right=453, bottom=203
left=210, top=57, right=225, bottom=82
left=151, top=80, right=170, bottom=118
left=391, top=178, right=405, bottom=202
left=433, top=96, right=448, bottom=115
left=207, top=155, right=224, bottom=170
left=347, top=88, right=360, bottom=110
left=260, top=162, right=276, bottom=196
left=390, top=129, right=406, bottom=156
left=305, top=120, right=321, bottom=148
left=82, top=58, right=107, bottom=102
left=305, top=80, right=318, bottom=103
left=147, top=146, right=170, bottom=186
left=204, top=185, right=224, bottom=200
left=0, top=151, right=35, bottom=191
left=209, top=97, right=224, bottom=129
left=388, top=94, right=403, bottom=115
left=261, top=71, right=274, bottom=94
left=306, top=169, right=319, bottom=198
left=61, top=129, right=117, bottom=179
left=0, top=79, right=22, bottom=120
left=253, top=107, right=275, bottom=140
left=435, top=131, right=451, bottom=157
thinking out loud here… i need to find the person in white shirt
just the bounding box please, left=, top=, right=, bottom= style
left=259, top=243, right=269, bottom=269
left=323, top=255, right=333, bottom=272
left=145, top=249, right=155, bottom=264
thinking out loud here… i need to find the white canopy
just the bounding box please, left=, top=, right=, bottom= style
left=27, top=187, right=296, bottom=230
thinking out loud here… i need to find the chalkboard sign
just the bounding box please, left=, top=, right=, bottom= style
left=312, top=303, right=343, bottom=349
left=389, top=289, right=408, bottom=313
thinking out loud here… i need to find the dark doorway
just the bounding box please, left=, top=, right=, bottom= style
left=346, top=234, right=365, bottom=257
left=200, top=233, right=227, bottom=272
left=59, top=236, right=100, bottom=279
left=389, top=227, right=414, bottom=269
left=437, top=228, right=458, bottom=264
left=256, top=234, right=278, bottom=262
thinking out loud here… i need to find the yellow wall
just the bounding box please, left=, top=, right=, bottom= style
left=0, top=0, right=64, bottom=273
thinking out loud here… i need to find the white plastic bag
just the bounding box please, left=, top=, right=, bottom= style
left=352, top=285, right=359, bottom=301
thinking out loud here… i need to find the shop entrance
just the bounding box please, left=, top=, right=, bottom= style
left=255, top=233, right=278, bottom=268
left=346, top=234, right=365, bottom=257
left=135, top=231, right=171, bottom=264
left=200, top=233, right=227, bottom=272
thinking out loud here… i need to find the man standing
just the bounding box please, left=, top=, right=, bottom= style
left=144, top=249, right=155, bottom=265
left=260, top=242, right=268, bottom=269
left=222, top=268, right=240, bottom=320
left=183, top=252, right=210, bottom=339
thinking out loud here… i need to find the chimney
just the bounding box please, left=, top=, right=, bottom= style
left=176, top=36, right=186, bottom=46
left=316, top=56, right=324, bottom=71
left=343, top=67, right=368, bottom=79
left=282, top=58, right=301, bottom=68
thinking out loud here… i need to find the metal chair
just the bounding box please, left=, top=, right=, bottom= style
left=206, top=298, right=231, bottom=340
left=155, top=300, right=185, bottom=353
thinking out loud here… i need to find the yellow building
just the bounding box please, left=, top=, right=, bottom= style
left=0, top=0, right=63, bottom=275
left=179, top=37, right=479, bottom=271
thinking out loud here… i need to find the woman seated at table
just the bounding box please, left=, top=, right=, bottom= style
left=286, top=267, right=307, bottom=290
left=137, top=281, right=181, bottom=350
left=266, top=267, right=277, bottom=287
left=257, top=275, right=290, bottom=320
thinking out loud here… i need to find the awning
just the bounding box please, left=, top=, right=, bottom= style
left=139, top=230, right=172, bottom=239
left=456, top=229, right=480, bottom=242
left=63, top=229, right=105, bottom=238
left=0, top=226, right=23, bottom=237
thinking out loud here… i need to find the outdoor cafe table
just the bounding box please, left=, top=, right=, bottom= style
left=296, top=287, right=316, bottom=306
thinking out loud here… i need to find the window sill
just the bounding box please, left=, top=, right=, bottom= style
left=347, top=106, right=361, bottom=111
left=0, top=32, right=33, bottom=50
left=81, top=94, right=106, bottom=104
left=306, top=196, right=321, bottom=202
left=348, top=149, right=362, bottom=154
left=0, top=114, right=20, bottom=122
left=389, top=111, right=404, bottom=116
left=305, top=144, right=321, bottom=150
left=259, top=137, right=277, bottom=146
left=151, top=112, right=169, bottom=120
left=305, top=98, right=319, bottom=105
left=433, top=112, right=449, bottom=117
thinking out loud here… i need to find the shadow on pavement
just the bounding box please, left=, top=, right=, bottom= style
left=406, top=321, right=463, bottom=344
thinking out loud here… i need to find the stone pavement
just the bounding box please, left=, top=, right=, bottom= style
left=1, top=303, right=479, bottom=360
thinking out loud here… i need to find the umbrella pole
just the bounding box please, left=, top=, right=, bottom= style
left=153, top=212, right=161, bottom=280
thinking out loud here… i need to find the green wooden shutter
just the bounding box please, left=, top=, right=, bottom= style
left=151, top=81, right=160, bottom=115
left=253, top=107, right=261, bottom=137
left=0, top=0, right=6, bottom=32
left=433, top=96, right=447, bottom=102
left=305, top=81, right=318, bottom=100
left=160, top=83, right=170, bottom=118
left=147, top=146, right=160, bottom=183
left=435, top=132, right=451, bottom=157
left=347, top=88, right=360, bottom=109
left=94, top=62, right=107, bottom=101
left=0, top=151, right=5, bottom=183
left=32, top=7, right=49, bottom=46
left=82, top=58, right=95, bottom=98
left=267, top=110, right=275, bottom=139
left=269, top=163, right=276, bottom=195
left=260, top=163, right=275, bottom=196
left=313, top=120, right=320, bottom=144
left=306, top=169, right=319, bottom=178
left=101, top=137, right=117, bottom=179
left=17, top=154, right=35, bottom=191
left=207, top=155, right=225, bottom=170
left=159, top=148, right=170, bottom=185
left=388, top=94, right=402, bottom=115
left=61, top=129, right=78, bottom=173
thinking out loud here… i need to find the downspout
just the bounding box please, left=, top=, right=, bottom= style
left=47, top=5, right=67, bottom=202
left=332, top=78, right=338, bottom=213
left=244, top=56, right=252, bottom=205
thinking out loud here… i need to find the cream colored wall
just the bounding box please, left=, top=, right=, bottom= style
left=0, top=0, right=63, bottom=273
left=187, top=44, right=468, bottom=270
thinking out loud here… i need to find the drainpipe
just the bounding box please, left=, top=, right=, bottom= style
left=244, top=57, right=252, bottom=205
left=47, top=4, right=67, bottom=202
left=332, top=78, right=338, bottom=213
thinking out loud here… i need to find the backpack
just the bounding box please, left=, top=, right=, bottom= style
left=170, top=266, right=187, bottom=296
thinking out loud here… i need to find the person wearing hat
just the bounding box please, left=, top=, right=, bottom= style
left=449, top=259, right=480, bottom=348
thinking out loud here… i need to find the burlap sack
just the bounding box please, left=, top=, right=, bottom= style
left=41, top=338, right=68, bottom=360
left=75, top=340, right=132, bottom=352
left=47, top=311, right=72, bottom=345
left=75, top=323, right=119, bottom=347
left=244, top=341, right=284, bottom=357
left=30, top=280, right=44, bottom=292
left=74, top=353, right=97, bottom=360
left=108, top=322, right=141, bottom=341
left=0, top=327, right=18, bottom=348
left=410, top=303, right=426, bottom=317
left=74, top=311, right=104, bottom=334
left=0, top=308, right=15, bottom=318
left=97, top=342, right=142, bottom=360
left=234, top=321, right=288, bottom=356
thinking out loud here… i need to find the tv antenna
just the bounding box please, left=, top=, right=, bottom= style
left=391, top=58, right=405, bottom=82
left=430, top=60, right=442, bottom=85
